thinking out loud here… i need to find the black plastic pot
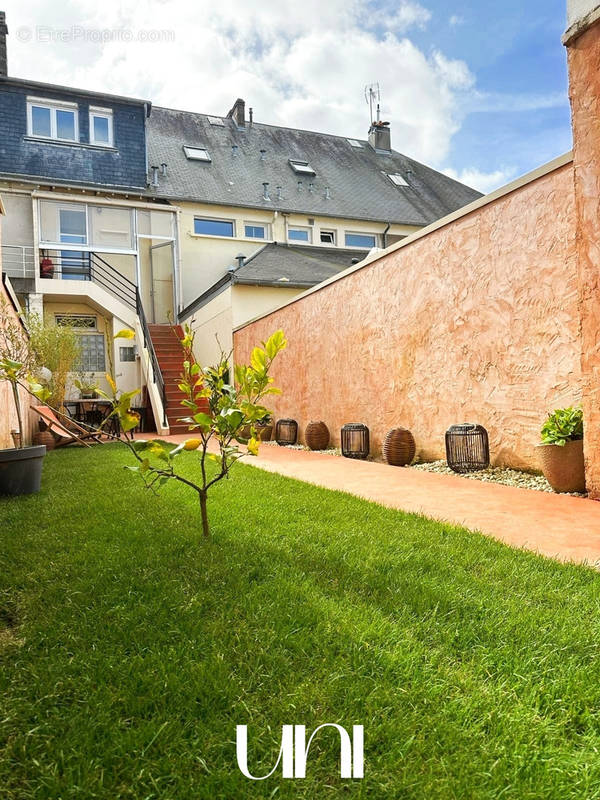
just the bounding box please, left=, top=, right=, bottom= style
left=0, top=445, right=46, bottom=496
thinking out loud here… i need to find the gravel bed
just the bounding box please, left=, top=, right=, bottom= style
left=263, top=441, right=342, bottom=456
left=262, top=442, right=586, bottom=496
left=411, top=460, right=586, bottom=496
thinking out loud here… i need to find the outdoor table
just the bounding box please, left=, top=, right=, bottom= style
left=65, top=399, right=121, bottom=436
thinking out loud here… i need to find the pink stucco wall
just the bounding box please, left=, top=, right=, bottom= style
left=567, top=21, right=600, bottom=498
left=234, top=162, right=580, bottom=470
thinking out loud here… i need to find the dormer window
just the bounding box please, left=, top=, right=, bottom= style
left=27, top=97, right=78, bottom=142
left=387, top=172, right=409, bottom=187
left=89, top=107, right=113, bottom=146
left=183, top=145, right=211, bottom=162
left=289, top=159, right=316, bottom=176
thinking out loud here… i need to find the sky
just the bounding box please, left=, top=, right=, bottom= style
left=1, top=0, right=573, bottom=194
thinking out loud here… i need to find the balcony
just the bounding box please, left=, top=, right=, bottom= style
left=1, top=244, right=36, bottom=278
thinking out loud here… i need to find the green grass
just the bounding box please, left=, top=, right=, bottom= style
left=2, top=445, right=600, bottom=799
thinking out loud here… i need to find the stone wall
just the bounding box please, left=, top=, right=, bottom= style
left=234, top=160, right=580, bottom=471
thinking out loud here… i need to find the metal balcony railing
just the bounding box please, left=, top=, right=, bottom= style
left=38, top=251, right=167, bottom=427
left=39, top=252, right=137, bottom=309
left=1, top=245, right=36, bottom=278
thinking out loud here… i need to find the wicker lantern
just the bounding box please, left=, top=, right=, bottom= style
left=305, top=421, right=330, bottom=450
left=341, top=423, right=370, bottom=459
left=275, top=418, right=298, bottom=446
left=445, top=423, right=489, bottom=473
left=383, top=427, right=415, bottom=466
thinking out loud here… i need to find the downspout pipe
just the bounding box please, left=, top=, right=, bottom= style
left=382, top=222, right=391, bottom=248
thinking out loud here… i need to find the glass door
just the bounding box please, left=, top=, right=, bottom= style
left=149, top=241, right=175, bottom=323
left=59, top=207, right=89, bottom=280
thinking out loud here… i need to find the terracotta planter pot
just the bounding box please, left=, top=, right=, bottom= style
left=305, top=421, right=329, bottom=450
left=33, top=430, right=56, bottom=451
left=239, top=422, right=273, bottom=442
left=538, top=439, right=585, bottom=493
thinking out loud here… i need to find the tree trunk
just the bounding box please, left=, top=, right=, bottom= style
left=199, top=490, right=210, bottom=538
left=11, top=381, right=24, bottom=449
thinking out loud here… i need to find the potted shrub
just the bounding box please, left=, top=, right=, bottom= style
left=538, top=406, right=585, bottom=493
left=74, top=372, right=99, bottom=399
left=239, top=412, right=273, bottom=442
left=0, top=299, right=47, bottom=496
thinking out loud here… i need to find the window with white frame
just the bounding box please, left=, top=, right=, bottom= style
left=194, top=217, right=235, bottom=237
left=89, top=107, right=113, bottom=146
left=345, top=232, right=377, bottom=248
left=244, top=222, right=268, bottom=239
left=288, top=159, right=316, bottom=176
left=27, top=97, right=78, bottom=142
left=288, top=226, right=312, bottom=243
left=386, top=172, right=409, bottom=187
left=183, top=146, right=211, bottom=162
left=320, top=230, right=336, bottom=244
left=119, top=346, right=136, bottom=362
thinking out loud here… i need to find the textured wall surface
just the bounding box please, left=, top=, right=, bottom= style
left=234, top=163, right=580, bottom=470
left=568, top=22, right=600, bottom=497
left=0, top=83, right=147, bottom=189
left=0, top=280, right=34, bottom=449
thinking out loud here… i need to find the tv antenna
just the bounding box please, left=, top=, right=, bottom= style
left=365, top=82, right=381, bottom=125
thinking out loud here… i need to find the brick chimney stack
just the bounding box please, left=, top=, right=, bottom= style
left=0, top=12, right=8, bottom=78
left=227, top=98, right=246, bottom=127
left=564, top=0, right=600, bottom=496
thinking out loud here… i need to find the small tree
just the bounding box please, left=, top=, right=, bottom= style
left=110, top=325, right=287, bottom=538
left=26, top=313, right=81, bottom=411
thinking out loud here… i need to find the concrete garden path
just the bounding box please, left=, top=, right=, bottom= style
left=158, top=435, right=600, bottom=566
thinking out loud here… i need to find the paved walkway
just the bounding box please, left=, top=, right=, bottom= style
left=156, top=434, right=600, bottom=565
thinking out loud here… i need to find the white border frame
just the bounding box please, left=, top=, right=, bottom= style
left=27, top=96, right=79, bottom=143
left=89, top=106, right=114, bottom=147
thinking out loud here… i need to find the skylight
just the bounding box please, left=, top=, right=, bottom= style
left=207, top=116, right=225, bottom=126
left=387, top=172, right=409, bottom=187
left=289, top=159, right=316, bottom=176
left=183, top=146, right=211, bottom=162
left=347, top=139, right=363, bottom=148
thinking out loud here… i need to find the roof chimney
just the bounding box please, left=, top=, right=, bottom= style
left=0, top=12, right=8, bottom=78
left=227, top=98, right=246, bottom=127
left=368, top=120, right=391, bottom=153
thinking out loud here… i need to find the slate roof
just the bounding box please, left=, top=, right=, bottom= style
left=147, top=107, right=482, bottom=225
left=232, top=242, right=370, bottom=288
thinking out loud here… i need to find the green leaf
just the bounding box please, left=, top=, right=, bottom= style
left=250, top=347, right=266, bottom=373
left=193, top=412, right=212, bottom=429
left=115, top=328, right=135, bottom=339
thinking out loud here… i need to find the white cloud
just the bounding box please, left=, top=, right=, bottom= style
left=449, top=14, right=464, bottom=26
left=443, top=166, right=518, bottom=194
left=369, top=2, right=432, bottom=33
left=2, top=0, right=476, bottom=166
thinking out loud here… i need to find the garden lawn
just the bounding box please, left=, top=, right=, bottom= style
left=2, top=444, right=600, bottom=799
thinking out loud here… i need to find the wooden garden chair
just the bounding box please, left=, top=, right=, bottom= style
left=31, top=406, right=105, bottom=448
